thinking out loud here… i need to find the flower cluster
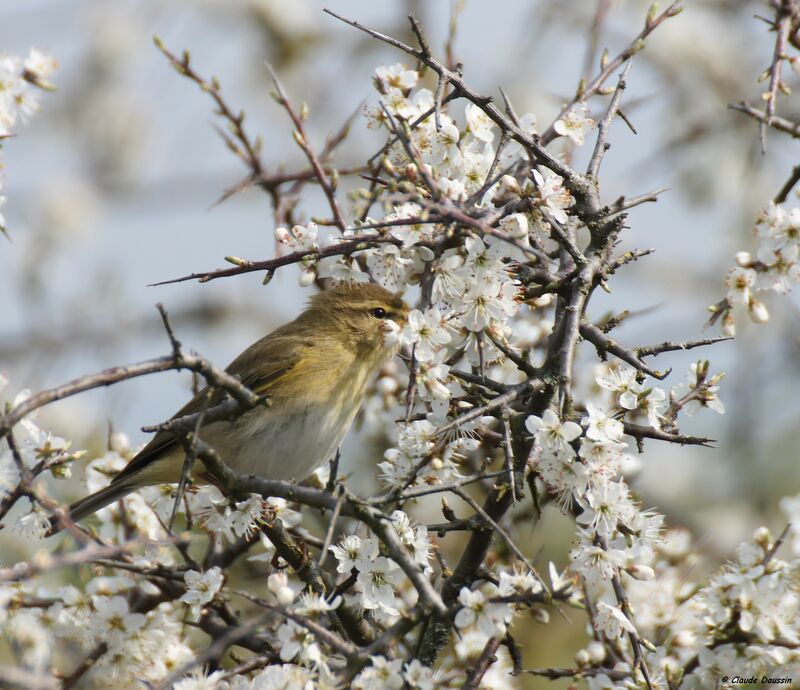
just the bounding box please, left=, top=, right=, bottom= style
left=720, top=201, right=800, bottom=332
left=330, top=510, right=430, bottom=622
left=0, top=49, right=57, bottom=232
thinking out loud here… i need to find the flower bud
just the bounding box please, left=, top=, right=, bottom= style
left=274, top=226, right=290, bottom=243
left=754, top=526, right=772, bottom=547
left=721, top=311, right=736, bottom=338
left=381, top=157, right=396, bottom=176
left=587, top=641, right=606, bottom=664
left=672, top=630, right=696, bottom=648
left=298, top=268, right=316, bottom=287
left=500, top=213, right=529, bottom=240
left=575, top=649, right=590, bottom=667
left=735, top=251, right=754, bottom=267
left=626, top=564, right=655, bottom=581
left=532, top=608, right=549, bottom=624
left=500, top=175, right=520, bottom=195
left=51, top=464, right=71, bottom=479
left=110, top=432, right=130, bottom=455
left=377, top=376, right=399, bottom=395
left=748, top=298, right=769, bottom=324
left=268, top=573, right=295, bottom=606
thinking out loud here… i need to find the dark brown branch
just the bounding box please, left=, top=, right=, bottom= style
left=623, top=422, right=715, bottom=447
left=0, top=351, right=261, bottom=441
left=579, top=321, right=668, bottom=379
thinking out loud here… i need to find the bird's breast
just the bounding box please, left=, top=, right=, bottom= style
left=200, top=375, right=368, bottom=482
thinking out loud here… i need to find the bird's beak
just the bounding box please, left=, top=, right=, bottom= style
left=382, top=319, right=402, bottom=348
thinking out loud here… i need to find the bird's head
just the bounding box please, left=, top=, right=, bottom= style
left=306, top=282, right=410, bottom=356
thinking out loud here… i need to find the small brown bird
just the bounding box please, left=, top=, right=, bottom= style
left=59, top=283, right=409, bottom=530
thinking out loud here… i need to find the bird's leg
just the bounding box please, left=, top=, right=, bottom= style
left=326, top=449, right=341, bottom=493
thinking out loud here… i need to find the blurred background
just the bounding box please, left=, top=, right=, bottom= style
left=2, top=0, right=800, bottom=684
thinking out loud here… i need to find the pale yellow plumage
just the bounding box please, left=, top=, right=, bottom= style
left=58, top=283, right=409, bottom=530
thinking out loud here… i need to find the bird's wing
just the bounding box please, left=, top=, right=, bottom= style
left=112, top=331, right=307, bottom=484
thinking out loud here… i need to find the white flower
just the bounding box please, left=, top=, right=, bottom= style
left=526, top=409, right=582, bottom=454
left=294, top=591, right=341, bottom=617
left=180, top=567, right=224, bottom=614
left=755, top=202, right=800, bottom=250
left=455, top=628, right=493, bottom=661
left=596, top=366, right=641, bottom=410
left=576, top=480, right=637, bottom=538
left=229, top=494, right=265, bottom=538
left=266, top=497, right=301, bottom=528
left=374, top=64, right=418, bottom=93
left=13, top=505, right=50, bottom=540
left=554, top=102, right=596, bottom=146
left=532, top=168, right=574, bottom=224
left=404, top=659, right=435, bottom=690
left=401, top=308, right=452, bottom=362
left=274, top=222, right=318, bottom=253
left=268, top=572, right=295, bottom=606
left=570, top=541, right=626, bottom=585
left=583, top=403, right=624, bottom=443
left=391, top=511, right=432, bottom=572
left=23, top=48, right=57, bottom=86
left=276, top=620, right=320, bottom=664
left=726, top=266, right=757, bottom=305
left=317, top=254, right=370, bottom=283
left=432, top=119, right=460, bottom=164
left=191, top=489, right=236, bottom=542
left=549, top=561, right=573, bottom=593
left=458, top=276, right=519, bottom=332
left=578, top=438, right=625, bottom=475
left=357, top=556, right=404, bottom=616
left=386, top=203, right=431, bottom=248
left=461, top=235, right=508, bottom=281
left=595, top=602, right=636, bottom=639
left=756, top=242, right=800, bottom=294
left=365, top=244, right=415, bottom=292
left=454, top=586, right=510, bottom=637
left=460, top=141, right=495, bottom=191
left=498, top=212, right=530, bottom=241
left=537, top=449, right=590, bottom=509
left=353, top=656, right=404, bottom=690
left=90, top=595, right=146, bottom=649
left=330, top=534, right=371, bottom=573
left=465, top=102, right=495, bottom=143
left=498, top=566, right=543, bottom=598
left=174, top=668, right=227, bottom=690
left=415, top=359, right=452, bottom=400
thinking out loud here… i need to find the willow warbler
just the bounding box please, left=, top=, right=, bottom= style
left=61, top=283, right=409, bottom=528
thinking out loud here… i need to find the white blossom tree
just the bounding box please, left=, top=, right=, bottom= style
left=3, top=2, right=800, bottom=689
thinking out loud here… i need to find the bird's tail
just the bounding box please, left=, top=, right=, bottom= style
left=48, top=475, right=139, bottom=536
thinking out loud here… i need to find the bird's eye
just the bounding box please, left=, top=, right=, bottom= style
left=371, top=307, right=387, bottom=319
